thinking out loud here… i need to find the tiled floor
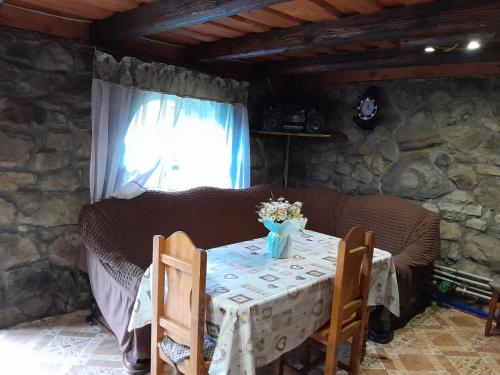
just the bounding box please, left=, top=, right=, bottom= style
left=0, top=304, right=498, bottom=374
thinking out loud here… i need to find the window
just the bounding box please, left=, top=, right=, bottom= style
left=122, top=92, right=250, bottom=192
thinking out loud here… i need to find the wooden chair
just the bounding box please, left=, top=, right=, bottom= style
left=485, top=281, right=500, bottom=337
left=151, top=231, right=211, bottom=375
left=284, top=226, right=374, bottom=375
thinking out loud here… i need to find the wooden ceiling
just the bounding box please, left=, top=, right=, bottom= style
left=0, top=0, right=499, bottom=83
left=3, top=0, right=431, bottom=43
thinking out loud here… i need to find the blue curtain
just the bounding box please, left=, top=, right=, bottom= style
left=90, top=80, right=250, bottom=201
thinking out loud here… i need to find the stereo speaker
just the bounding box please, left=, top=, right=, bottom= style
left=263, top=106, right=282, bottom=132
left=306, top=107, right=325, bottom=133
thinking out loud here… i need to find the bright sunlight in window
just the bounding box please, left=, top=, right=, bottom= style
left=123, top=94, right=246, bottom=191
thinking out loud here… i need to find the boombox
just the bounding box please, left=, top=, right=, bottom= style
left=263, top=104, right=325, bottom=133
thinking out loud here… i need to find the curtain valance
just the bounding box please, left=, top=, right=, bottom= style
left=93, top=51, right=249, bottom=105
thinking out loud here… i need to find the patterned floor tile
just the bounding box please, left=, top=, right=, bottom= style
left=0, top=305, right=498, bottom=374
left=446, top=356, right=499, bottom=375
left=399, top=353, right=436, bottom=371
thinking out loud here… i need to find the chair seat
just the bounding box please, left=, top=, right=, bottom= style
left=311, top=325, right=331, bottom=346
left=311, top=313, right=357, bottom=345
left=160, top=335, right=216, bottom=365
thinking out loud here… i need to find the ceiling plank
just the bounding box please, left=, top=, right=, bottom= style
left=187, top=0, right=500, bottom=62
left=167, top=28, right=219, bottom=43
left=375, top=0, right=404, bottom=6
left=0, top=3, right=90, bottom=40
left=90, top=0, right=288, bottom=43
left=238, top=8, right=302, bottom=28
left=214, top=16, right=272, bottom=33
left=398, top=0, right=434, bottom=5
left=306, top=0, right=343, bottom=18
left=207, top=21, right=249, bottom=36
left=323, top=0, right=383, bottom=14
left=152, top=32, right=202, bottom=45
left=7, top=0, right=114, bottom=20
left=185, top=22, right=246, bottom=39
left=269, top=0, right=338, bottom=22
left=6, top=0, right=93, bottom=20
left=302, top=61, right=500, bottom=86
left=260, top=44, right=500, bottom=75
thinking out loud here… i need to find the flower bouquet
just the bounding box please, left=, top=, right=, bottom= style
left=257, top=197, right=308, bottom=258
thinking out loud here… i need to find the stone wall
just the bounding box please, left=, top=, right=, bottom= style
left=248, top=80, right=288, bottom=186
left=287, top=77, right=500, bottom=283
left=251, top=137, right=286, bottom=186
left=0, top=27, right=93, bottom=327
left=0, top=27, right=283, bottom=328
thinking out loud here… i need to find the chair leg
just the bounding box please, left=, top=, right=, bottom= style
left=349, top=331, right=364, bottom=375
left=324, top=341, right=338, bottom=375
left=485, top=292, right=497, bottom=337
left=151, top=348, right=166, bottom=375
left=151, top=348, right=158, bottom=375
left=362, top=308, right=374, bottom=361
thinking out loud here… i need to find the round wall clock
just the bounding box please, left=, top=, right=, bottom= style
left=353, top=86, right=380, bottom=130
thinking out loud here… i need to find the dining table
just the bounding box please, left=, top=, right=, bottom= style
left=128, top=229, right=400, bottom=375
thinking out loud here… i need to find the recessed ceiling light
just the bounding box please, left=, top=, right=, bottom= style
left=424, top=46, right=435, bottom=53
left=467, top=40, right=481, bottom=50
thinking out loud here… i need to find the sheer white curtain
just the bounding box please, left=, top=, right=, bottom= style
left=90, top=79, right=250, bottom=202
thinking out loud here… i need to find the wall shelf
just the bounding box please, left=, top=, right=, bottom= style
left=250, top=129, right=347, bottom=143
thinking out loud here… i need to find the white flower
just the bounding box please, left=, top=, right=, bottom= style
left=257, top=197, right=304, bottom=223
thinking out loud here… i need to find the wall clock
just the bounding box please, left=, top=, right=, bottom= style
left=353, top=86, right=380, bottom=130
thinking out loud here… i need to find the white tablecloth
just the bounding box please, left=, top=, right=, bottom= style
left=129, top=230, right=399, bottom=374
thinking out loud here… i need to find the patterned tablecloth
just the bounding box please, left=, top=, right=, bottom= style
left=128, top=230, right=399, bottom=375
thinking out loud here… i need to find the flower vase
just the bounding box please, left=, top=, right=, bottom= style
left=261, top=218, right=308, bottom=259
left=266, top=231, right=291, bottom=259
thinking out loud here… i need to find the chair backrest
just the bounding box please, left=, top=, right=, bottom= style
left=331, top=226, right=374, bottom=341
left=152, top=231, right=207, bottom=374
left=323, top=227, right=374, bottom=374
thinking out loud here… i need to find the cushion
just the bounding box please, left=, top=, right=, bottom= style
left=160, top=335, right=216, bottom=365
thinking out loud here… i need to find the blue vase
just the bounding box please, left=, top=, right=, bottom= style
left=266, top=231, right=291, bottom=259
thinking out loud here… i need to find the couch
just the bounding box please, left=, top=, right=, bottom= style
left=78, top=185, right=440, bottom=361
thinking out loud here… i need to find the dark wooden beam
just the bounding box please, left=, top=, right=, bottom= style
left=302, top=62, right=500, bottom=86
left=259, top=43, right=500, bottom=75
left=187, top=0, right=500, bottom=62
left=189, top=60, right=254, bottom=81
left=399, top=33, right=498, bottom=50
left=91, top=0, right=287, bottom=43
left=100, top=38, right=185, bottom=65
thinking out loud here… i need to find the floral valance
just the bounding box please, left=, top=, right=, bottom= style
left=93, top=51, right=249, bottom=105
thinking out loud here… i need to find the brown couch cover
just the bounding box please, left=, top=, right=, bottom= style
left=78, top=185, right=440, bottom=360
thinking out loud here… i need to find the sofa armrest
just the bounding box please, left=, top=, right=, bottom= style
left=86, top=248, right=146, bottom=355
left=79, top=204, right=144, bottom=296
left=395, top=212, right=441, bottom=269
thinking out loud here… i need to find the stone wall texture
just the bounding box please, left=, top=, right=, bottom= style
left=0, top=27, right=93, bottom=327
left=248, top=80, right=288, bottom=186
left=251, top=137, right=286, bottom=186
left=285, top=77, right=500, bottom=284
